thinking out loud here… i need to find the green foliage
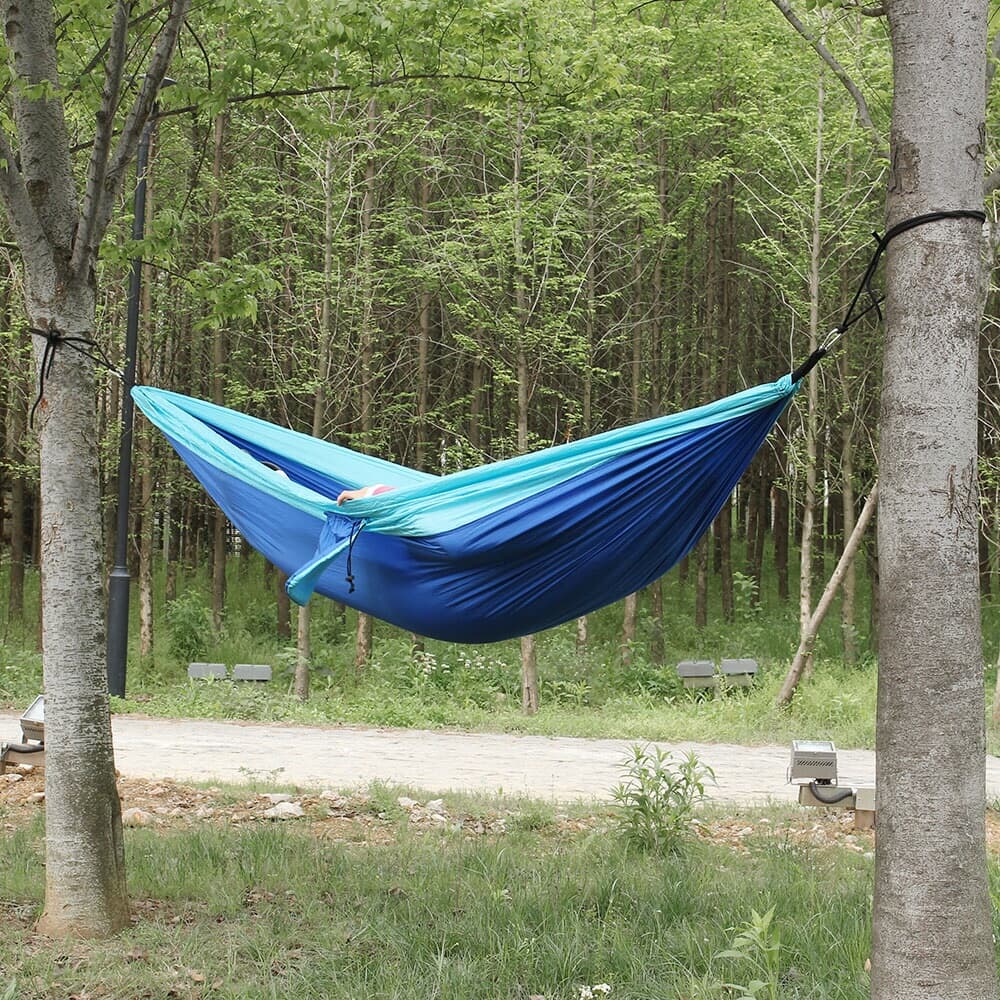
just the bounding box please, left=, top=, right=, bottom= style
left=612, top=745, right=714, bottom=854
left=164, top=591, right=214, bottom=665
left=717, top=907, right=783, bottom=1000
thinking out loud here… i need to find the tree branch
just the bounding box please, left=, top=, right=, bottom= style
left=769, top=0, right=886, bottom=157
left=83, top=0, right=191, bottom=259
left=0, top=126, right=45, bottom=253
left=157, top=70, right=532, bottom=121
left=71, top=0, right=130, bottom=274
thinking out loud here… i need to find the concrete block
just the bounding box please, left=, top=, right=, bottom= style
left=720, top=658, right=758, bottom=678
left=854, top=785, right=876, bottom=812
left=232, top=663, right=272, bottom=682
left=188, top=662, right=227, bottom=680
left=677, top=660, right=715, bottom=678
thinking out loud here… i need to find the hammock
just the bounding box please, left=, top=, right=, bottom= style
left=133, top=375, right=796, bottom=643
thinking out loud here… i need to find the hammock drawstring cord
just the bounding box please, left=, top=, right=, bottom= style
left=345, top=519, right=366, bottom=594
left=790, top=209, right=987, bottom=384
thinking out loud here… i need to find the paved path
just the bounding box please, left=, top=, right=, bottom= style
left=5, top=711, right=1000, bottom=803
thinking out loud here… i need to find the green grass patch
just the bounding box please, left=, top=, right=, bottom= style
left=1, top=797, right=880, bottom=999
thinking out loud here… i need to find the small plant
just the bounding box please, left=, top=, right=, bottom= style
left=165, top=590, right=213, bottom=663
left=716, top=906, right=782, bottom=1000
left=611, top=745, right=714, bottom=853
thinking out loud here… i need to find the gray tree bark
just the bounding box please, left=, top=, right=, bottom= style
left=872, top=4, right=997, bottom=998
left=0, top=0, right=188, bottom=938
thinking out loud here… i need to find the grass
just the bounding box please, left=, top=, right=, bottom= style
left=0, top=790, right=882, bottom=1000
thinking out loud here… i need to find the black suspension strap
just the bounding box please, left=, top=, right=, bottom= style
left=29, top=326, right=124, bottom=427
left=345, top=518, right=367, bottom=594
left=790, top=209, right=988, bottom=384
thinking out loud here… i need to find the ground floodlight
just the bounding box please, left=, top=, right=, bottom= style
left=788, top=739, right=837, bottom=785
left=1, top=694, right=45, bottom=773
left=19, top=695, right=44, bottom=743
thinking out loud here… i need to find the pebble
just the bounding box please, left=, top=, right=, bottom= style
left=264, top=801, right=304, bottom=820
left=122, top=807, right=154, bottom=827
left=263, top=792, right=294, bottom=804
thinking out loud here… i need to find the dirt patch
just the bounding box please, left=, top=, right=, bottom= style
left=13, top=764, right=1000, bottom=857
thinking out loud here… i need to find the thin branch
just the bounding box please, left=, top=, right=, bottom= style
left=157, top=70, right=532, bottom=120
left=71, top=0, right=130, bottom=274
left=769, top=0, right=886, bottom=157
left=85, top=0, right=191, bottom=257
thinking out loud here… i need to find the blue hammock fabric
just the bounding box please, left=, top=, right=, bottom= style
left=133, top=376, right=796, bottom=643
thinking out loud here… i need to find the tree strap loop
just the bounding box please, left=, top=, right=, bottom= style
left=29, top=326, right=124, bottom=427
left=790, top=209, right=987, bottom=384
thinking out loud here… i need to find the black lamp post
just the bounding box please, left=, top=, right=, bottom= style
left=106, top=97, right=166, bottom=698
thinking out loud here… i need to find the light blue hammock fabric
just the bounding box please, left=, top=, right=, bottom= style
left=133, top=375, right=796, bottom=643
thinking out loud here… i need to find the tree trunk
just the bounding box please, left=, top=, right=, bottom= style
left=839, top=402, right=859, bottom=665
left=276, top=569, right=291, bottom=639
left=209, top=111, right=228, bottom=633
left=511, top=91, right=538, bottom=715
left=295, top=603, right=310, bottom=701
left=798, top=49, right=825, bottom=681
left=621, top=593, right=638, bottom=664
left=872, top=6, right=996, bottom=998
left=353, top=96, right=379, bottom=673
left=33, top=301, right=129, bottom=938
left=354, top=612, right=372, bottom=674
left=777, top=482, right=877, bottom=706
left=7, top=366, right=27, bottom=621
left=774, top=469, right=790, bottom=602
left=520, top=634, right=538, bottom=714
left=694, top=534, right=708, bottom=628
left=137, top=139, right=156, bottom=659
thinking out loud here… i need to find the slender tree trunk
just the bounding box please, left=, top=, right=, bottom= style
left=272, top=568, right=290, bottom=638
left=295, top=605, right=310, bottom=701
left=798, top=50, right=825, bottom=680
left=774, top=458, right=790, bottom=602
left=511, top=92, right=539, bottom=714
left=137, top=135, right=156, bottom=658
left=694, top=535, right=709, bottom=628
left=209, top=111, right=228, bottom=632
left=872, top=7, right=996, bottom=998
left=7, top=366, right=27, bottom=621
left=354, top=96, right=379, bottom=671
left=777, top=482, right=877, bottom=706
left=839, top=394, right=858, bottom=665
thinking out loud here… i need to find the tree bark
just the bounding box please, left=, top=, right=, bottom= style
left=872, top=6, right=997, bottom=998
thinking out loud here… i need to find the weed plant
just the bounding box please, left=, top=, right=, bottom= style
left=612, top=745, right=714, bottom=854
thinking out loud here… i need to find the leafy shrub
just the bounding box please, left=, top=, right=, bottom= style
left=612, top=744, right=713, bottom=853
left=165, top=591, right=213, bottom=664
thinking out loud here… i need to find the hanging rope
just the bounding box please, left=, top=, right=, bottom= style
left=29, top=326, right=123, bottom=427
left=790, top=209, right=988, bottom=383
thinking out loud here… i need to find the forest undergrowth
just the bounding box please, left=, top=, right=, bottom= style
left=2, top=554, right=1000, bottom=754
